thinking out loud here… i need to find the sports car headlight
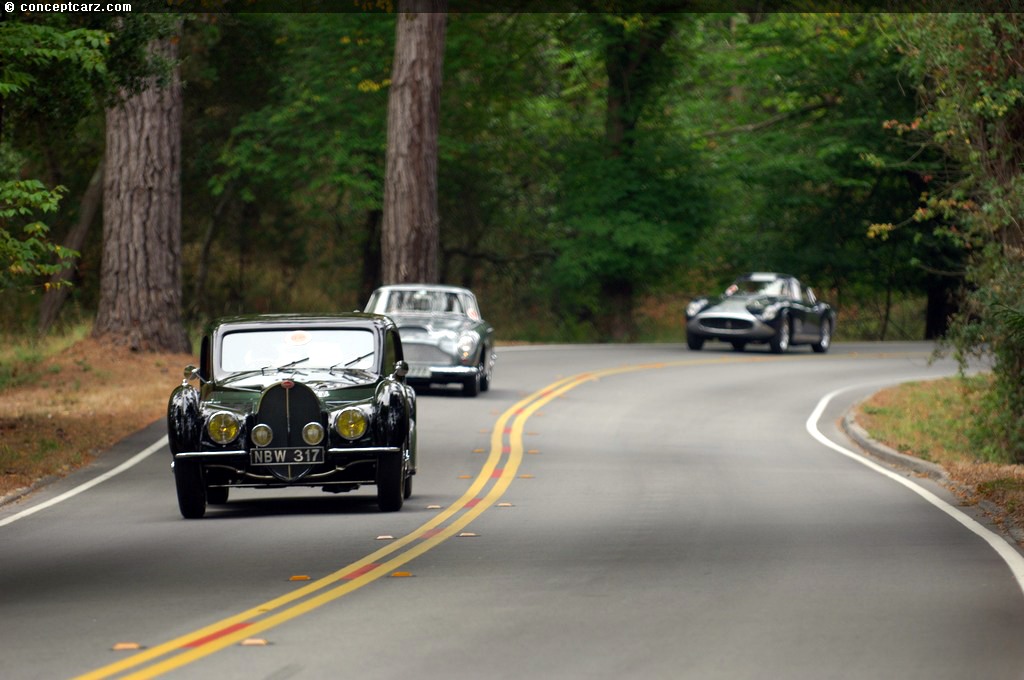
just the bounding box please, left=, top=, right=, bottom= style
left=207, top=412, right=241, bottom=445
left=686, top=299, right=708, bottom=318
left=457, top=331, right=478, bottom=360
left=251, top=424, right=273, bottom=447
left=335, top=408, right=368, bottom=440
left=302, top=422, right=325, bottom=446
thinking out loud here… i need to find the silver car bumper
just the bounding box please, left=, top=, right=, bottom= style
left=405, top=364, right=478, bottom=382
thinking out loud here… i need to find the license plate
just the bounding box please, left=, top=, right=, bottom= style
left=250, top=447, right=324, bottom=465
left=407, top=367, right=431, bottom=379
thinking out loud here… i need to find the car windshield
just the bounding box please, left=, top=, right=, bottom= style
left=220, top=328, right=376, bottom=374
left=726, top=278, right=787, bottom=297
left=383, top=290, right=465, bottom=315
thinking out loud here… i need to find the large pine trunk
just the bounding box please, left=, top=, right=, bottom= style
left=381, top=3, right=447, bottom=284
left=93, top=34, right=190, bottom=353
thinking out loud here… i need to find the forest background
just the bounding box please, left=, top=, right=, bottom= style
left=2, top=10, right=1024, bottom=462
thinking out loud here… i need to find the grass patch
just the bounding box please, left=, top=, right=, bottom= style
left=0, top=324, right=89, bottom=390
left=855, top=372, right=1024, bottom=539
left=855, top=374, right=986, bottom=466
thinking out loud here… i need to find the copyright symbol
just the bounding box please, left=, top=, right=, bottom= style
left=4, top=2, right=13, bottom=12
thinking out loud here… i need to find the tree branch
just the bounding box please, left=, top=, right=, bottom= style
left=702, top=96, right=837, bottom=138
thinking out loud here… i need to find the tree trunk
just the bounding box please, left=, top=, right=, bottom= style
left=93, top=31, right=190, bottom=353
left=381, top=2, right=447, bottom=284
left=37, top=159, right=103, bottom=335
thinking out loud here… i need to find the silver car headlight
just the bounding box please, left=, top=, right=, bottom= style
left=457, top=331, right=479, bottom=360
left=686, top=299, right=708, bottom=318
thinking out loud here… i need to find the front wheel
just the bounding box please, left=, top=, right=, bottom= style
left=462, top=370, right=481, bottom=397
left=769, top=313, right=791, bottom=354
left=478, top=355, right=491, bottom=392
left=686, top=332, right=705, bottom=351
left=377, top=454, right=406, bottom=512
left=811, top=318, right=833, bottom=353
left=174, top=460, right=207, bottom=519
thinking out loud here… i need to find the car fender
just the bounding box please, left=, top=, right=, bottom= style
left=375, top=381, right=411, bottom=450
left=167, top=384, right=202, bottom=455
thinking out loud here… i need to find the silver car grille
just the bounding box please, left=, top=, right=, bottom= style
left=403, top=343, right=455, bottom=365
left=701, top=317, right=754, bottom=331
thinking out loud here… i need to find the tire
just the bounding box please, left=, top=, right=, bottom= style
left=479, top=356, right=491, bottom=392
left=174, top=460, right=207, bottom=519
left=462, top=370, right=481, bottom=397
left=403, top=473, right=413, bottom=500
left=686, top=332, right=705, bottom=351
left=731, top=341, right=746, bottom=352
left=769, top=312, right=791, bottom=354
left=206, top=485, right=229, bottom=505
left=377, top=453, right=406, bottom=512
left=811, top=318, right=833, bottom=354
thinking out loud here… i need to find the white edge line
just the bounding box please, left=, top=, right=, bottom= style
left=0, top=435, right=168, bottom=528
left=807, top=384, right=1024, bottom=597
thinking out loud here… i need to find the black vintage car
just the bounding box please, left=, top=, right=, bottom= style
left=685, top=272, right=836, bottom=353
left=167, top=314, right=416, bottom=518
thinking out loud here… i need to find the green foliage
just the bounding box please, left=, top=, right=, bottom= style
left=898, top=14, right=1024, bottom=461
left=0, top=20, right=110, bottom=294
left=0, top=180, right=79, bottom=291
left=681, top=14, right=931, bottom=304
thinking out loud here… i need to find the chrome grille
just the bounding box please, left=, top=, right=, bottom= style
left=701, top=317, right=754, bottom=331
left=402, top=343, right=454, bottom=365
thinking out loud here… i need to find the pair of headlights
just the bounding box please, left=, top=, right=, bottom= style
left=205, top=408, right=369, bottom=446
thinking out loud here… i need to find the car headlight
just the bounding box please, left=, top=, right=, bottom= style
left=251, top=423, right=273, bottom=447
left=686, top=299, right=708, bottom=318
left=335, top=408, right=368, bottom=440
left=207, top=412, right=241, bottom=445
left=756, top=303, right=782, bottom=321
left=457, top=331, right=479, bottom=360
left=302, top=422, right=325, bottom=446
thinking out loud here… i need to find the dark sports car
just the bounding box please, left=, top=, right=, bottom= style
left=166, top=313, right=416, bottom=519
left=685, top=272, right=836, bottom=353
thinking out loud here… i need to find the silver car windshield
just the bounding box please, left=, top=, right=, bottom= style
left=384, top=290, right=465, bottom=315
left=220, top=329, right=376, bottom=374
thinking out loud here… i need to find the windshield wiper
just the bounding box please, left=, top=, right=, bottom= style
left=329, top=351, right=375, bottom=375
left=262, top=357, right=309, bottom=375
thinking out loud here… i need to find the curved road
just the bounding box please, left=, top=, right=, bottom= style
left=2, top=342, right=1024, bottom=679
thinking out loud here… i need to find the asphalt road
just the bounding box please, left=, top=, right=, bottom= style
left=3, top=341, right=1024, bottom=680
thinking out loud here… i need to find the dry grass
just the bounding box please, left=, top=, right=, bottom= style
left=855, top=374, right=1024, bottom=539
left=0, top=337, right=195, bottom=499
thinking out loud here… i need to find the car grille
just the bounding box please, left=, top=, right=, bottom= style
left=256, top=381, right=323, bottom=481
left=701, top=317, right=754, bottom=331
left=402, top=343, right=454, bottom=365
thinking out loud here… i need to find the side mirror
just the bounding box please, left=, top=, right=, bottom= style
left=183, top=365, right=207, bottom=385
left=393, top=360, right=409, bottom=380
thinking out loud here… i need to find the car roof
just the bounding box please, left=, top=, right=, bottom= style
left=210, top=312, right=393, bottom=333
left=742, top=272, right=794, bottom=282
left=373, top=283, right=473, bottom=294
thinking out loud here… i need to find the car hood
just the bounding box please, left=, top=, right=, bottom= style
left=388, top=313, right=475, bottom=336
left=204, top=377, right=378, bottom=414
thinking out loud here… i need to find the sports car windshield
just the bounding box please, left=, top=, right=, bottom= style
left=383, top=290, right=465, bottom=315
left=726, top=278, right=787, bottom=297
left=220, top=329, right=376, bottom=374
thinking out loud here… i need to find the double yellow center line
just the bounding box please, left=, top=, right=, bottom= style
left=76, top=355, right=785, bottom=679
